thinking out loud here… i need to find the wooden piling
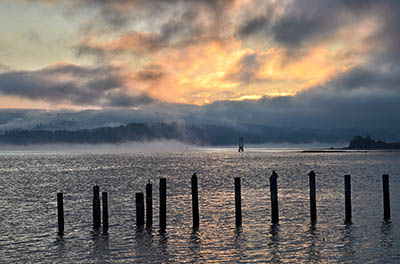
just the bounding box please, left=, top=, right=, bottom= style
left=93, top=186, right=101, bottom=229
left=344, top=175, right=352, bottom=222
left=270, top=171, right=279, bottom=223
left=234, top=177, right=242, bottom=227
left=136, top=193, right=145, bottom=227
left=382, top=174, right=390, bottom=220
left=308, top=171, right=317, bottom=222
left=146, top=180, right=153, bottom=228
left=57, top=192, right=64, bottom=235
left=191, top=173, right=199, bottom=228
left=102, top=192, right=109, bottom=232
left=159, top=178, right=167, bottom=231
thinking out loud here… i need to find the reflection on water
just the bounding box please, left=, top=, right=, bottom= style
left=90, top=231, right=110, bottom=263
left=189, top=229, right=202, bottom=263
left=268, top=224, right=281, bottom=263
left=338, top=222, right=355, bottom=262
left=0, top=150, right=400, bottom=263
left=305, top=223, right=320, bottom=262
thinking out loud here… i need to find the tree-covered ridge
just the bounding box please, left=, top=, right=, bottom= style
left=0, top=122, right=392, bottom=146
left=348, top=136, right=400, bottom=149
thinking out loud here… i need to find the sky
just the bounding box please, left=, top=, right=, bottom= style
left=0, top=0, right=399, bottom=134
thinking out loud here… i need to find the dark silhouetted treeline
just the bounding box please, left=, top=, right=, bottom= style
left=0, top=122, right=375, bottom=146
left=348, top=136, right=400, bottom=149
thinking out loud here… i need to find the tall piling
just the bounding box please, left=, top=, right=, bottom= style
left=270, top=171, right=279, bottom=223
left=308, top=171, right=317, bottom=222
left=344, top=175, right=352, bottom=222
left=160, top=178, right=167, bottom=231
left=235, top=177, right=242, bottom=227
left=146, top=180, right=153, bottom=228
left=136, top=193, right=145, bottom=227
left=382, top=174, right=391, bottom=220
left=93, top=186, right=101, bottom=229
left=102, top=192, right=109, bottom=232
left=57, top=192, right=64, bottom=235
left=191, top=173, right=199, bottom=228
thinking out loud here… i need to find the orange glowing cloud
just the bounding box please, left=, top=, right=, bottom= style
left=73, top=2, right=380, bottom=106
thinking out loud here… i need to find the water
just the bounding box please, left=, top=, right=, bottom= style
left=0, top=149, right=400, bottom=263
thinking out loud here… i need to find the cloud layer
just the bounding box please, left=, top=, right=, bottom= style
left=0, top=63, right=154, bottom=107
left=1, top=0, right=400, bottom=138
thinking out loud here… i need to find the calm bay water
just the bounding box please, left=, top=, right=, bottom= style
left=0, top=148, right=400, bottom=263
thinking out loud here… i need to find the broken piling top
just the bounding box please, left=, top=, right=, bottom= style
left=270, top=171, right=278, bottom=182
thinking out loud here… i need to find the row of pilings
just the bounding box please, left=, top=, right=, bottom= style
left=56, top=172, right=391, bottom=236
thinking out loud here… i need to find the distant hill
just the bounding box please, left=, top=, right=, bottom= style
left=348, top=136, right=400, bottom=149
left=0, top=122, right=357, bottom=146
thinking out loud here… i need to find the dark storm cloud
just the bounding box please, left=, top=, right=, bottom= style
left=239, top=0, right=399, bottom=47
left=105, top=93, right=155, bottom=107
left=0, top=64, right=155, bottom=107
left=329, top=64, right=400, bottom=92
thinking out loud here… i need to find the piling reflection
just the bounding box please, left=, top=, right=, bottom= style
left=268, top=223, right=281, bottom=262
left=134, top=227, right=159, bottom=261
left=340, top=222, right=354, bottom=261
left=233, top=226, right=248, bottom=261
left=380, top=221, right=392, bottom=250
left=158, top=230, right=169, bottom=262
left=305, top=222, right=320, bottom=262
left=54, top=235, right=66, bottom=259
left=90, top=230, right=110, bottom=263
left=189, top=228, right=203, bottom=262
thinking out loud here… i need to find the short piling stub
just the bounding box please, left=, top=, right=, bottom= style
left=57, top=192, right=64, bottom=236
left=234, top=177, right=242, bottom=227
left=93, top=186, right=101, bottom=229
left=344, top=175, right=352, bottom=222
left=146, top=180, right=153, bottom=229
left=102, top=192, right=109, bottom=233
left=191, top=173, right=199, bottom=229
left=382, top=174, right=390, bottom=220
left=159, top=178, right=167, bottom=231
left=308, top=170, right=317, bottom=222
left=136, top=192, right=145, bottom=227
left=269, top=171, right=279, bottom=224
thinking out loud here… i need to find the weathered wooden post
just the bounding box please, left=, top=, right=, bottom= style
left=57, top=192, right=64, bottom=235
left=308, top=171, right=317, bottom=222
left=191, top=173, right=199, bottom=228
left=102, top=192, right=109, bottom=232
left=344, top=175, right=352, bottom=222
left=382, top=174, right=390, bottom=220
left=146, top=180, right=153, bottom=229
left=136, top=193, right=145, bottom=227
left=270, top=171, right=279, bottom=223
left=93, top=186, right=101, bottom=229
left=160, top=178, right=167, bottom=231
left=235, top=177, right=242, bottom=227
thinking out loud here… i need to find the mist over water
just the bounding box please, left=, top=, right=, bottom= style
left=0, top=140, right=195, bottom=154
left=0, top=149, right=399, bottom=263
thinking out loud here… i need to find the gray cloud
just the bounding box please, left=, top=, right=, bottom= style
left=225, top=53, right=265, bottom=84
left=0, top=63, right=11, bottom=72
left=135, top=65, right=166, bottom=82
left=0, top=64, right=155, bottom=107
left=239, top=0, right=399, bottom=48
